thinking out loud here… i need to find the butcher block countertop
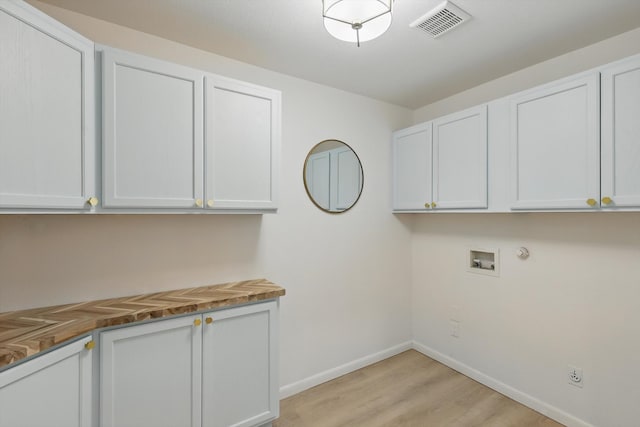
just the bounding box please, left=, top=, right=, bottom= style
left=0, top=279, right=285, bottom=369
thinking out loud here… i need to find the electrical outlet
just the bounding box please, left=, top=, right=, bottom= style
left=450, top=320, right=460, bottom=338
left=568, top=365, right=583, bottom=388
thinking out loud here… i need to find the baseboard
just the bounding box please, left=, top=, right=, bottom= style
left=279, top=341, right=412, bottom=399
left=412, top=340, right=594, bottom=427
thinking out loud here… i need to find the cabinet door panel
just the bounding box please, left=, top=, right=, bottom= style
left=0, top=3, right=94, bottom=209
left=601, top=57, right=640, bottom=208
left=392, top=123, right=432, bottom=211
left=0, top=337, right=92, bottom=427
left=102, top=48, right=203, bottom=208
left=205, top=77, right=280, bottom=210
left=202, top=301, right=278, bottom=427
left=100, top=315, right=202, bottom=427
left=334, top=147, right=363, bottom=211
left=433, top=105, right=487, bottom=209
left=510, top=74, right=600, bottom=209
left=305, top=151, right=331, bottom=210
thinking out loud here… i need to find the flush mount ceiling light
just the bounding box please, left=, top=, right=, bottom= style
left=322, top=0, right=394, bottom=47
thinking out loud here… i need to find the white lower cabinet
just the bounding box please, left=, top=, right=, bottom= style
left=99, top=314, right=202, bottom=427
left=99, top=301, right=279, bottom=427
left=202, top=302, right=279, bottom=427
left=0, top=336, right=93, bottom=427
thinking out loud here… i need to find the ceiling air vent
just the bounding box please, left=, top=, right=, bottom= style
left=410, top=1, right=471, bottom=38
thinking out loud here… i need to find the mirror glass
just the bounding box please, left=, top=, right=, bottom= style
left=303, top=140, right=364, bottom=213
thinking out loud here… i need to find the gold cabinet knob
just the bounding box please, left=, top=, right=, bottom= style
left=207, top=200, right=214, bottom=208
left=424, top=202, right=430, bottom=209
left=602, top=196, right=613, bottom=205
left=195, top=199, right=203, bottom=208
left=205, top=317, right=213, bottom=324
left=84, top=340, right=95, bottom=350
left=431, top=202, right=437, bottom=208
left=194, top=318, right=202, bottom=326
left=87, top=197, right=99, bottom=207
left=586, top=198, right=597, bottom=207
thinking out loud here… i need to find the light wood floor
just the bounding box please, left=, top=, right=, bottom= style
left=274, top=350, right=563, bottom=427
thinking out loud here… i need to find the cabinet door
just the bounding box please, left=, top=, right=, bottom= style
left=509, top=73, right=600, bottom=209
left=102, top=48, right=204, bottom=208
left=432, top=105, right=487, bottom=209
left=333, top=146, right=363, bottom=211
left=202, top=301, right=278, bottom=427
left=100, top=315, right=202, bottom=427
left=392, top=123, right=432, bottom=211
left=601, top=56, right=640, bottom=208
left=0, top=1, right=95, bottom=210
left=0, top=337, right=93, bottom=427
left=304, top=151, right=331, bottom=210
left=205, top=76, right=281, bottom=211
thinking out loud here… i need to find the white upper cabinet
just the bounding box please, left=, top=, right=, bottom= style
left=0, top=337, right=93, bottom=427
left=509, top=73, right=601, bottom=210
left=0, top=1, right=95, bottom=210
left=100, top=47, right=280, bottom=213
left=601, top=56, right=640, bottom=208
left=392, top=106, right=487, bottom=212
left=333, top=146, right=362, bottom=211
left=305, top=151, right=331, bottom=210
left=205, top=76, right=280, bottom=211
left=392, top=122, right=432, bottom=211
left=304, top=146, right=362, bottom=212
left=101, top=47, right=204, bottom=209
left=432, top=105, right=488, bottom=209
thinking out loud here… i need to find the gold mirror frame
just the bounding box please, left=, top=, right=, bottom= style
left=303, top=139, right=364, bottom=213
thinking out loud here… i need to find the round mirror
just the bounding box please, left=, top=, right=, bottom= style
left=303, top=140, right=364, bottom=213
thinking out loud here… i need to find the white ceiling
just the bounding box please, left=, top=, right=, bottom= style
left=35, top=0, right=640, bottom=109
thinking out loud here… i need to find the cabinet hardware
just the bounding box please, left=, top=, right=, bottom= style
left=194, top=318, right=202, bottom=326
left=586, top=198, right=597, bottom=206
left=431, top=202, right=437, bottom=208
left=205, top=317, right=213, bottom=324
left=84, top=340, right=95, bottom=350
left=602, top=196, right=613, bottom=205
left=207, top=200, right=214, bottom=207
left=87, top=197, right=99, bottom=207
left=424, top=203, right=430, bottom=209
left=195, top=199, right=203, bottom=208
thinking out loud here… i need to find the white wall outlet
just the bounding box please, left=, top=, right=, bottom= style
left=450, top=320, right=460, bottom=338
left=568, top=365, right=583, bottom=388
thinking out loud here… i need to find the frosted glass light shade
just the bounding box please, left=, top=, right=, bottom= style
left=322, top=0, right=393, bottom=45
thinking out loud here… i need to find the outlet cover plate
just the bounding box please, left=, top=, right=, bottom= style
left=568, top=365, right=583, bottom=388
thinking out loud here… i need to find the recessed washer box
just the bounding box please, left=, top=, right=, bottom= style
left=467, top=247, right=499, bottom=277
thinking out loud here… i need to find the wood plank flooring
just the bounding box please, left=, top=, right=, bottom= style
left=274, top=350, right=563, bottom=427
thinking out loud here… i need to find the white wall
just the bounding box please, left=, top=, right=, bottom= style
left=3, top=1, right=415, bottom=392
left=414, top=26, right=640, bottom=123
left=410, top=28, right=640, bottom=427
